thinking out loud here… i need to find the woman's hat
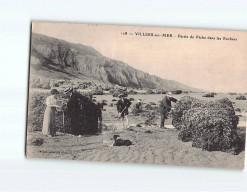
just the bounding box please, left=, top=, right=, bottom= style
left=50, top=89, right=59, bottom=95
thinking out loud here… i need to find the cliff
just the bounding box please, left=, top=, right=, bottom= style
left=30, top=33, right=201, bottom=91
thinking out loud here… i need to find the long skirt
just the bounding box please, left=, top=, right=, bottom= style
left=42, top=107, right=56, bottom=136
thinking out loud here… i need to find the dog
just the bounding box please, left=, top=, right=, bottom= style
left=113, top=135, right=132, bottom=146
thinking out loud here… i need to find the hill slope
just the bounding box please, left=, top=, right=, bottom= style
left=30, top=33, right=201, bottom=91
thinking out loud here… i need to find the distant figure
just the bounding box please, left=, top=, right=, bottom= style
left=96, top=101, right=104, bottom=132
left=135, top=99, right=142, bottom=110
left=42, top=89, right=60, bottom=137
left=113, top=135, right=132, bottom=146
left=159, top=92, right=177, bottom=129
left=132, top=99, right=143, bottom=114
left=116, top=94, right=132, bottom=128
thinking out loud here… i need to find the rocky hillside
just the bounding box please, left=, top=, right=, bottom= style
left=30, top=33, right=200, bottom=91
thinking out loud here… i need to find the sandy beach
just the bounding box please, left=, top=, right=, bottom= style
left=26, top=93, right=246, bottom=169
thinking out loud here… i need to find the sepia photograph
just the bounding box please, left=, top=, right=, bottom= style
left=25, top=21, right=246, bottom=169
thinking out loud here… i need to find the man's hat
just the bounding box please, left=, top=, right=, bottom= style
left=118, top=94, right=124, bottom=98
left=167, top=92, right=173, bottom=97
left=64, top=86, right=73, bottom=93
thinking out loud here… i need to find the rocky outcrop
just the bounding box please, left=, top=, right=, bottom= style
left=30, top=33, right=200, bottom=91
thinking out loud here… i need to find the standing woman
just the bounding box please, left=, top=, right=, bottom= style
left=42, top=89, right=60, bottom=137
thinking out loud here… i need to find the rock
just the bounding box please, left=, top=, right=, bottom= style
left=235, top=108, right=241, bottom=112
left=128, top=90, right=138, bottom=94
left=146, top=89, right=154, bottom=94
left=136, top=123, right=142, bottom=127
left=202, top=93, right=214, bottom=97
left=92, top=88, right=104, bottom=95
left=236, top=95, right=246, bottom=100
left=32, top=138, right=44, bottom=146
left=172, top=90, right=182, bottom=94
left=127, top=127, right=135, bottom=131
left=102, top=124, right=117, bottom=131
left=145, top=104, right=153, bottom=110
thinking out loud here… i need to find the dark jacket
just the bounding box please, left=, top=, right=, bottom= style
left=116, top=98, right=132, bottom=113
left=159, top=96, right=177, bottom=112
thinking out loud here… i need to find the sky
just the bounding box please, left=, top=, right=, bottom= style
left=32, top=22, right=247, bottom=93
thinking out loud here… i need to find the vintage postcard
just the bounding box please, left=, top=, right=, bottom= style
left=26, top=22, right=246, bottom=169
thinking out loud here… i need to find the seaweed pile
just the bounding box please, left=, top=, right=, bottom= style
left=27, top=90, right=101, bottom=135
left=172, top=96, right=244, bottom=154
left=27, top=91, right=51, bottom=132
left=144, top=111, right=157, bottom=125
left=171, top=96, right=202, bottom=130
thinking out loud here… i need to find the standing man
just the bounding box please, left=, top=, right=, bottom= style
left=96, top=100, right=104, bottom=132
left=116, top=94, right=132, bottom=128
left=159, top=92, right=177, bottom=129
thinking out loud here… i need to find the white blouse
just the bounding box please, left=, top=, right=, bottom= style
left=45, top=95, right=58, bottom=107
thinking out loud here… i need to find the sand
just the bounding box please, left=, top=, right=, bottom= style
left=26, top=93, right=246, bottom=169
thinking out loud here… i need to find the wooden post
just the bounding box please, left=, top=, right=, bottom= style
left=63, top=111, right=65, bottom=135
